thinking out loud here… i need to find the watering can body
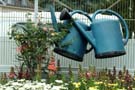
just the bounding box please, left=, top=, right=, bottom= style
left=54, top=21, right=89, bottom=61
left=72, top=9, right=129, bottom=58
left=91, top=19, right=126, bottom=58
left=50, top=6, right=129, bottom=60
left=50, top=6, right=90, bottom=61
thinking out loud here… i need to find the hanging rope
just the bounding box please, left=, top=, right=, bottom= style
left=107, top=0, right=121, bottom=9
left=54, top=0, right=122, bottom=11
left=54, top=0, right=73, bottom=10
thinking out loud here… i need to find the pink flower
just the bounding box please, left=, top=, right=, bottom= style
left=16, top=46, right=23, bottom=52
left=85, top=71, right=91, bottom=79
left=8, top=72, right=17, bottom=79
left=43, top=27, right=48, bottom=32
left=92, top=72, right=97, bottom=77
left=16, top=44, right=28, bottom=53
left=49, top=28, right=54, bottom=31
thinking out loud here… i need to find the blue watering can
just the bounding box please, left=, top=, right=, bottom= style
left=70, top=9, right=129, bottom=58
left=50, top=6, right=92, bottom=61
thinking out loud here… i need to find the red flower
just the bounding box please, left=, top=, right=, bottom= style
left=48, top=57, right=57, bottom=71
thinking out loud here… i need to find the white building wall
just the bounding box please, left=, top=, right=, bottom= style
left=0, top=6, right=34, bottom=72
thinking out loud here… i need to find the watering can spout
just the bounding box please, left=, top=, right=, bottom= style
left=74, top=21, right=96, bottom=48
left=50, top=5, right=59, bottom=32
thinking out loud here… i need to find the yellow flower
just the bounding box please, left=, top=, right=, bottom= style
left=118, top=88, right=125, bottom=90
left=121, top=79, right=124, bottom=82
left=15, top=35, right=20, bottom=39
left=89, top=87, right=98, bottom=90
left=108, top=83, right=118, bottom=87
left=73, top=82, right=81, bottom=88
left=51, top=32, right=59, bottom=36
left=94, top=81, right=103, bottom=85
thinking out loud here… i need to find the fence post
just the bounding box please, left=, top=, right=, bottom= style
left=34, top=0, right=38, bottom=24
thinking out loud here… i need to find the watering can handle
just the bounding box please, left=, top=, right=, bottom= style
left=92, top=9, right=129, bottom=45
left=70, top=10, right=94, bottom=53
left=70, top=10, right=92, bottom=22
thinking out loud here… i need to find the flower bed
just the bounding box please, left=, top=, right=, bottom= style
left=1, top=65, right=135, bottom=90
left=0, top=79, right=127, bottom=90
left=0, top=79, right=67, bottom=90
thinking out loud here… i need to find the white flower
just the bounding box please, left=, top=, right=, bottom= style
left=51, top=86, right=62, bottom=90
left=11, top=82, right=23, bottom=87
left=45, top=84, right=52, bottom=89
left=17, top=79, right=25, bottom=82
left=23, top=83, right=32, bottom=89
left=41, top=79, right=46, bottom=83
left=19, top=87, right=25, bottom=90
left=55, top=80, right=63, bottom=84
